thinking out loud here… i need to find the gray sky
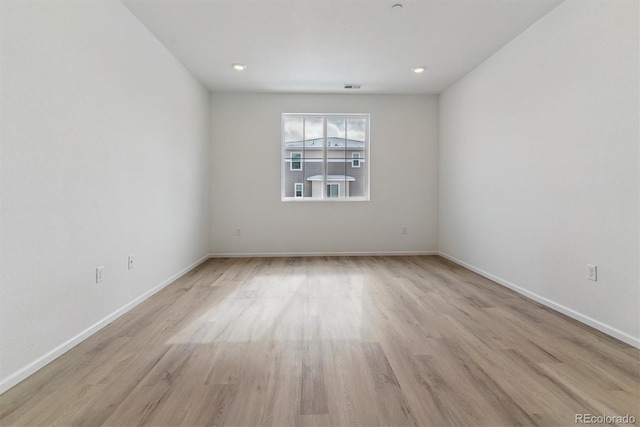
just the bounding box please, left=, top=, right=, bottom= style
left=284, top=117, right=366, bottom=142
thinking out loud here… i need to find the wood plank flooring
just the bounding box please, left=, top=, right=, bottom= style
left=1, top=256, right=638, bottom=426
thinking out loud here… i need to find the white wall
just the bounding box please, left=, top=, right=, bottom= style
left=439, top=0, right=639, bottom=345
left=0, top=0, right=210, bottom=392
left=210, top=94, right=438, bottom=255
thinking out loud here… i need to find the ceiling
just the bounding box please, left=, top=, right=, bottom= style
left=121, top=0, right=563, bottom=94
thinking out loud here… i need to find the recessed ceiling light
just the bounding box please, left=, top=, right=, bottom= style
left=391, top=3, right=403, bottom=10
left=232, top=63, right=247, bottom=71
left=412, top=66, right=426, bottom=73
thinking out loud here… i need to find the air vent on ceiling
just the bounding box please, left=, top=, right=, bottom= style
left=344, top=84, right=362, bottom=89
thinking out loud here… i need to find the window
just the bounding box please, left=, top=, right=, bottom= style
left=290, top=152, right=302, bottom=171
left=352, top=152, right=360, bottom=168
left=282, top=114, right=369, bottom=201
left=326, top=183, right=339, bottom=198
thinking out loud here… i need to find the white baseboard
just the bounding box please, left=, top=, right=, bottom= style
left=209, top=250, right=438, bottom=258
left=0, top=254, right=210, bottom=395
left=438, top=251, right=640, bottom=349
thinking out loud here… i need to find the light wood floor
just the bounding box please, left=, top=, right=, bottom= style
left=1, top=256, right=638, bottom=426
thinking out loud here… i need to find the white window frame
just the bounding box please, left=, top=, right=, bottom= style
left=281, top=113, right=370, bottom=202
left=294, top=183, right=303, bottom=198
left=290, top=152, right=302, bottom=171
left=351, top=152, right=361, bottom=168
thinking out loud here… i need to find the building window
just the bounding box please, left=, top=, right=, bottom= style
left=352, top=152, right=360, bottom=168
left=282, top=114, right=369, bottom=201
left=326, top=183, right=339, bottom=198
left=290, top=152, right=302, bottom=171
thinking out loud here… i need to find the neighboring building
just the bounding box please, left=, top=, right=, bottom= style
left=283, top=137, right=366, bottom=199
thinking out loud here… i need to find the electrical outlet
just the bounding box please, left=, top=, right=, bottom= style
left=236, top=227, right=241, bottom=236
left=587, top=264, right=597, bottom=281
left=128, top=255, right=134, bottom=270
left=402, top=226, right=407, bottom=235
left=96, top=266, right=104, bottom=284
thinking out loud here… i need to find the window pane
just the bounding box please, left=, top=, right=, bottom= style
left=303, top=117, right=323, bottom=199
left=326, top=118, right=366, bottom=199
left=283, top=117, right=304, bottom=197
left=327, top=118, right=345, bottom=139
left=284, top=117, right=303, bottom=143
left=282, top=114, right=368, bottom=201
left=326, top=118, right=346, bottom=198
left=346, top=118, right=367, bottom=198
left=305, top=117, right=323, bottom=141
left=347, top=118, right=366, bottom=142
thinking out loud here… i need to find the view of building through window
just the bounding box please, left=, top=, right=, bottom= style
left=282, top=114, right=369, bottom=201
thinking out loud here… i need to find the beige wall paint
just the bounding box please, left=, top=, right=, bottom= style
left=0, top=0, right=211, bottom=392
left=439, top=0, right=639, bottom=345
left=210, top=93, right=439, bottom=255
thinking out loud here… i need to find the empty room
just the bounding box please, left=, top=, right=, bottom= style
left=0, top=0, right=638, bottom=426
